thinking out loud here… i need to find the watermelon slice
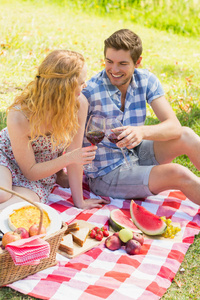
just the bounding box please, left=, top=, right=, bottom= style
left=130, top=200, right=167, bottom=236
left=109, top=209, right=142, bottom=233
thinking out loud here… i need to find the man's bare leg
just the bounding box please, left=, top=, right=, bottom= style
left=149, top=163, right=200, bottom=206
left=154, top=126, right=200, bottom=170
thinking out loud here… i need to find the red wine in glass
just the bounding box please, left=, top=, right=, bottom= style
left=107, top=132, right=123, bottom=144
left=86, top=131, right=105, bottom=145
left=106, top=118, right=138, bottom=169
left=84, top=115, right=106, bottom=172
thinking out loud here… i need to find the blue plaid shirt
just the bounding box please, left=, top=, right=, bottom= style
left=82, top=68, right=164, bottom=178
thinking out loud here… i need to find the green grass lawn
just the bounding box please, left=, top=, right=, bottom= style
left=0, top=0, right=200, bottom=299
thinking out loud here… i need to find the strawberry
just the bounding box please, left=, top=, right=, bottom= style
left=103, top=230, right=109, bottom=237
left=89, top=229, right=96, bottom=239
left=95, top=233, right=103, bottom=241
left=101, top=226, right=107, bottom=232
left=93, top=226, right=100, bottom=233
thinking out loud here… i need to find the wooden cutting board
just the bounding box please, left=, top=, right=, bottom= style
left=58, top=220, right=112, bottom=259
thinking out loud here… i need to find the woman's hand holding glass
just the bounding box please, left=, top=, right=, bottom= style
left=84, top=114, right=106, bottom=172
left=68, top=145, right=97, bottom=166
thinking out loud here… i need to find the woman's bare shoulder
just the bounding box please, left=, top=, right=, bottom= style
left=7, top=109, right=29, bottom=133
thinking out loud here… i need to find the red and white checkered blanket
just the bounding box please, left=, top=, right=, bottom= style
left=7, top=179, right=200, bottom=300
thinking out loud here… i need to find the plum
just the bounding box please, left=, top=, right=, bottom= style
left=105, top=234, right=122, bottom=251
left=132, top=232, right=144, bottom=245
left=125, top=239, right=141, bottom=255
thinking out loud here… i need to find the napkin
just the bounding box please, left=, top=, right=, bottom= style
left=5, top=235, right=50, bottom=265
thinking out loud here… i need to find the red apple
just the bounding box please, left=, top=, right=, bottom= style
left=125, top=239, right=141, bottom=255
left=132, top=232, right=144, bottom=245
left=14, top=227, right=29, bottom=239
left=113, top=231, right=126, bottom=245
left=2, top=231, right=21, bottom=247
left=29, top=223, right=47, bottom=236
left=105, top=234, right=122, bottom=251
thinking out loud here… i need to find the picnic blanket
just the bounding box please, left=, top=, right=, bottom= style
left=7, top=178, right=200, bottom=300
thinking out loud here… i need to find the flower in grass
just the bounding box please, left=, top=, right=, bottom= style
left=178, top=99, right=191, bottom=113
left=185, top=75, right=194, bottom=85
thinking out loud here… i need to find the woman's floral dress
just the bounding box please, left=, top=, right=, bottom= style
left=0, top=127, right=64, bottom=203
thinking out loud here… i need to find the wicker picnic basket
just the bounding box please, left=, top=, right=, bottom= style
left=0, top=186, right=68, bottom=287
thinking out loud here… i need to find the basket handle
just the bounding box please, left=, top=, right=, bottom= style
left=0, top=186, right=44, bottom=235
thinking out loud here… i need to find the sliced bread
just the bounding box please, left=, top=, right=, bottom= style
left=71, top=227, right=89, bottom=247
left=59, top=233, right=74, bottom=255
left=65, top=222, right=80, bottom=234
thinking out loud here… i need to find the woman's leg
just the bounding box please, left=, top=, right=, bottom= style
left=0, top=166, right=13, bottom=203
left=0, top=166, right=40, bottom=210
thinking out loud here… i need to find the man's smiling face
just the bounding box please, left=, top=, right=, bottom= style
left=105, top=48, right=135, bottom=92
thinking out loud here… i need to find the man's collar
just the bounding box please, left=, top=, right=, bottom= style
left=131, top=72, right=138, bottom=89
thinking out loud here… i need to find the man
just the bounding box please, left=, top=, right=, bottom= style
left=82, top=28, right=200, bottom=205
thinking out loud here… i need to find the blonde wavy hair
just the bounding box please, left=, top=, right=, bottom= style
left=8, top=49, right=85, bottom=149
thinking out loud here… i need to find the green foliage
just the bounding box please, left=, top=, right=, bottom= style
left=0, top=112, right=6, bottom=131
left=22, top=0, right=200, bottom=37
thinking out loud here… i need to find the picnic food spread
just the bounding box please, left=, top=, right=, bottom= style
left=0, top=190, right=183, bottom=290
left=1, top=180, right=196, bottom=300
left=8, top=205, right=51, bottom=231
left=1, top=201, right=181, bottom=255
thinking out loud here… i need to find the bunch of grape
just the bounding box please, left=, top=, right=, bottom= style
left=160, top=216, right=181, bottom=239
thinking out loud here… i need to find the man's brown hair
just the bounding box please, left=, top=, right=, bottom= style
left=104, top=29, right=142, bottom=64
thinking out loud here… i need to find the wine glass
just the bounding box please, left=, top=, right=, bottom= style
left=106, top=117, right=138, bottom=169
left=84, top=114, right=106, bottom=172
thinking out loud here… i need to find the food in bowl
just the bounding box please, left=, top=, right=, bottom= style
left=8, top=205, right=51, bottom=231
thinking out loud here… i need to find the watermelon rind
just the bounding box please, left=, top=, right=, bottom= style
left=109, top=209, right=142, bottom=233
left=130, top=200, right=167, bottom=236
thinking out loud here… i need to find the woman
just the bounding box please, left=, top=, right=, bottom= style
left=0, top=49, right=109, bottom=209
